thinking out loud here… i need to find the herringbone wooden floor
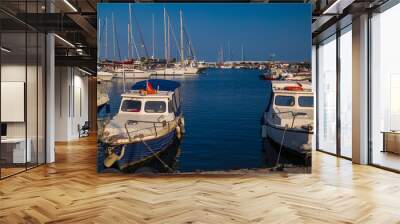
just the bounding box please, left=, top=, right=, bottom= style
left=1, top=136, right=400, bottom=224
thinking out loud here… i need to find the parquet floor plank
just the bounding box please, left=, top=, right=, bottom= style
left=0, top=136, right=400, bottom=223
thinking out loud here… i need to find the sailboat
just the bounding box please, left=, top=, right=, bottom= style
left=180, top=10, right=200, bottom=75
left=153, top=8, right=200, bottom=76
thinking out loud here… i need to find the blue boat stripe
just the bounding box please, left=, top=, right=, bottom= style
left=117, top=130, right=176, bottom=164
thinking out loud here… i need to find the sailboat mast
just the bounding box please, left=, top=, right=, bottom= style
left=163, top=7, right=167, bottom=61
left=129, top=3, right=140, bottom=59
left=167, top=14, right=170, bottom=60
left=187, top=41, right=191, bottom=59
left=221, top=45, right=224, bottom=63
left=127, top=24, right=131, bottom=59
left=241, top=44, right=244, bottom=62
left=228, top=40, right=231, bottom=61
left=105, top=17, right=108, bottom=59
left=98, top=18, right=101, bottom=61
left=152, top=13, right=155, bottom=59
left=112, top=12, right=116, bottom=60
left=180, top=9, right=184, bottom=65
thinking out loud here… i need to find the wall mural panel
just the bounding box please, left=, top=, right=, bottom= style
left=97, top=3, right=313, bottom=174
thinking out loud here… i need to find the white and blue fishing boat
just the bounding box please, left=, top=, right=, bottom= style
left=98, top=79, right=185, bottom=173
left=261, top=81, right=314, bottom=156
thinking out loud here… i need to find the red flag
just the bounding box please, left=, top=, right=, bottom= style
left=146, top=81, right=156, bottom=94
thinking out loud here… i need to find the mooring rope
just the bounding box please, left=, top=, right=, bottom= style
left=140, top=139, right=175, bottom=173
left=275, top=125, right=288, bottom=168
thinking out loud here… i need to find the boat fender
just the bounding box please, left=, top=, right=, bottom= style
left=176, top=126, right=182, bottom=139
left=261, top=125, right=268, bottom=138
left=179, top=118, right=185, bottom=133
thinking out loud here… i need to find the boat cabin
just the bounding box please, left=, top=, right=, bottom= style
left=117, top=79, right=182, bottom=122
left=265, top=81, right=314, bottom=130
left=269, top=81, right=313, bottom=111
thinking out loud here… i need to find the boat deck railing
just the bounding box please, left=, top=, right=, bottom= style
left=98, top=118, right=178, bottom=144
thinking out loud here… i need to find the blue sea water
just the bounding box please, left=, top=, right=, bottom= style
left=100, top=68, right=272, bottom=172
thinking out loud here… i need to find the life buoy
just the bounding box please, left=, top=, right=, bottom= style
left=284, top=86, right=303, bottom=91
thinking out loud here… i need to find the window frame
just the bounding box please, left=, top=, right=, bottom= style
left=120, top=99, right=142, bottom=113
left=274, top=95, right=296, bottom=107
left=144, top=100, right=167, bottom=114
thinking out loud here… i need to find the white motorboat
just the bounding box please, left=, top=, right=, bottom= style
left=261, top=81, right=314, bottom=154
left=153, top=67, right=185, bottom=76
left=183, top=66, right=200, bottom=75
left=98, top=79, right=185, bottom=172
left=114, top=68, right=152, bottom=79
left=97, top=71, right=115, bottom=81
left=220, top=63, right=233, bottom=69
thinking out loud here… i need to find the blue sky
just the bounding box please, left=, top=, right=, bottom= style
left=98, top=4, right=311, bottom=62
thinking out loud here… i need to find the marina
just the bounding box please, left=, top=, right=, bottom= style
left=96, top=4, right=313, bottom=173
left=97, top=67, right=311, bottom=173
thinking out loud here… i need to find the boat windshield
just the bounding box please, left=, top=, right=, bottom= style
left=145, top=101, right=166, bottom=113
left=121, top=100, right=141, bottom=112
left=298, top=96, right=314, bottom=107
left=275, top=95, right=295, bottom=107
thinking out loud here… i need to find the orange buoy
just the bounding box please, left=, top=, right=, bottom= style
left=284, top=86, right=303, bottom=91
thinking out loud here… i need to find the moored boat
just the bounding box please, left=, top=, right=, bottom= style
left=97, top=92, right=110, bottom=113
left=153, top=67, right=185, bottom=76
left=97, top=71, right=115, bottom=81
left=98, top=79, right=185, bottom=173
left=261, top=81, right=313, bottom=155
left=114, top=68, right=152, bottom=79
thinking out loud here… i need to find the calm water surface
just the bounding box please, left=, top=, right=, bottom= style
left=101, top=68, right=272, bottom=172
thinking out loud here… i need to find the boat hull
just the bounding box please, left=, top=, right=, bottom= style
left=98, top=129, right=179, bottom=173
left=154, top=68, right=185, bottom=76
left=115, top=71, right=151, bottom=79
left=97, top=71, right=114, bottom=81
left=264, top=123, right=312, bottom=154
left=183, top=67, right=200, bottom=75
left=98, top=75, right=114, bottom=81
left=97, top=103, right=107, bottom=113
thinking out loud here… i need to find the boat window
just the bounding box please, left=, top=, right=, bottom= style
left=145, top=101, right=166, bottom=113
left=173, top=93, right=179, bottom=110
left=121, top=100, right=142, bottom=112
left=298, top=96, right=314, bottom=107
left=168, top=100, right=175, bottom=113
left=275, top=95, right=295, bottom=106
